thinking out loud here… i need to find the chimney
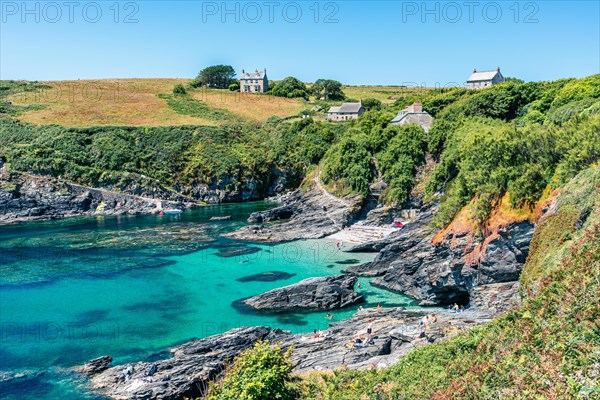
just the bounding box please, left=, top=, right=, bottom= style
left=497, top=66, right=500, bottom=72
left=242, top=69, right=245, bottom=74
left=473, top=68, right=477, bottom=73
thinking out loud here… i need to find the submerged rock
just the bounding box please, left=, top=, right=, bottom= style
left=243, top=275, right=363, bottom=311
left=236, top=271, right=296, bottom=282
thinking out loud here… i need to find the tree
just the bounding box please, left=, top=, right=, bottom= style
left=197, top=65, right=236, bottom=89
left=172, top=83, right=186, bottom=95
left=228, top=81, right=240, bottom=91
left=270, top=77, right=309, bottom=99
left=362, top=98, right=382, bottom=111
left=311, top=79, right=345, bottom=101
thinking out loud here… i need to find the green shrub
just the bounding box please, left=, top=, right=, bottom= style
left=172, top=83, right=187, bottom=95
left=207, top=341, right=295, bottom=400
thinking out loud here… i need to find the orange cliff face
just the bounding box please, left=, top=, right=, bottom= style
left=431, top=187, right=561, bottom=267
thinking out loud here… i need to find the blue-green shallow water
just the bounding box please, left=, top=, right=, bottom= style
left=0, top=203, right=420, bottom=399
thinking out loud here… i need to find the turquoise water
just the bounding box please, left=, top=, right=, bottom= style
left=0, top=203, right=419, bottom=399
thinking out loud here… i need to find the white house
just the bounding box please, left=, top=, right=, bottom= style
left=466, top=67, right=505, bottom=89
left=240, top=69, right=268, bottom=93
left=327, top=101, right=365, bottom=121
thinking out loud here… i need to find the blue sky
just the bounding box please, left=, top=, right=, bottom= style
left=1, top=1, right=599, bottom=84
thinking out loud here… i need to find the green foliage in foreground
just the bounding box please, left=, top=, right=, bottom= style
left=207, top=341, right=295, bottom=400
left=294, top=166, right=600, bottom=399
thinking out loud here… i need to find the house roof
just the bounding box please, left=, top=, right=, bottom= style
left=390, top=104, right=430, bottom=123
left=390, top=110, right=430, bottom=123
left=241, top=69, right=266, bottom=80
left=467, top=70, right=500, bottom=82
left=328, top=102, right=363, bottom=113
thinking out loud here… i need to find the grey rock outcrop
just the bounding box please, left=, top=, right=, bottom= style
left=227, top=181, right=362, bottom=243
left=369, top=220, right=534, bottom=306
left=342, top=204, right=534, bottom=307
left=73, top=356, right=113, bottom=375
left=82, top=307, right=492, bottom=399
left=0, top=171, right=192, bottom=225
left=243, top=275, right=363, bottom=311
left=88, top=326, right=275, bottom=400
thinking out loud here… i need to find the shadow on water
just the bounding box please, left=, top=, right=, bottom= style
left=275, top=314, right=308, bottom=326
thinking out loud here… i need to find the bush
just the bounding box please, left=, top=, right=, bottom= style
left=207, top=341, right=295, bottom=400
left=362, top=98, right=382, bottom=111
left=172, top=83, right=186, bottom=95
left=228, top=82, right=240, bottom=91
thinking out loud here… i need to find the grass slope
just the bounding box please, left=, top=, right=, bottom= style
left=295, top=166, right=600, bottom=399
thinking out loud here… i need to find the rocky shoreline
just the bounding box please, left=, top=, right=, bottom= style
left=80, top=307, right=492, bottom=400
left=5, top=169, right=538, bottom=399
left=226, top=178, right=363, bottom=243
left=0, top=170, right=197, bottom=225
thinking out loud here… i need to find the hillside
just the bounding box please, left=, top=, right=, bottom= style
left=294, top=165, right=600, bottom=399
left=4, top=78, right=306, bottom=126
left=2, top=79, right=422, bottom=127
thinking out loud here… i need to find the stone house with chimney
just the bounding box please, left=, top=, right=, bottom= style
left=390, top=102, right=433, bottom=132
left=467, top=67, right=505, bottom=89
left=327, top=101, right=365, bottom=121
left=240, top=69, right=268, bottom=93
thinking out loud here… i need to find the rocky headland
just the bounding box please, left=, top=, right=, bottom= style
left=226, top=178, right=362, bottom=243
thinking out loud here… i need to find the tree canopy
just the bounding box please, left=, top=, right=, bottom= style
left=195, top=65, right=236, bottom=89
left=270, top=77, right=309, bottom=99
left=311, top=79, right=345, bottom=101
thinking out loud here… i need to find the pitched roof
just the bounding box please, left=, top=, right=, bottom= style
left=241, top=69, right=266, bottom=80
left=390, top=110, right=431, bottom=123
left=467, top=70, right=500, bottom=82
left=328, top=102, right=363, bottom=113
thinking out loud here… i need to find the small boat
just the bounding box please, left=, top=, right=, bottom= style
left=162, top=209, right=183, bottom=215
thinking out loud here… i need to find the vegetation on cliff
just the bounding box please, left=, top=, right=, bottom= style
left=1, top=75, right=599, bottom=211
left=294, top=166, right=599, bottom=399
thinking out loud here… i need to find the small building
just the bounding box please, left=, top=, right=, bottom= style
left=466, top=67, right=505, bottom=89
left=327, top=101, right=365, bottom=121
left=240, top=68, right=268, bottom=93
left=390, top=102, right=433, bottom=132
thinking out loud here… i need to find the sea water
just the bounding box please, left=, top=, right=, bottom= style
left=0, top=203, right=419, bottom=399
